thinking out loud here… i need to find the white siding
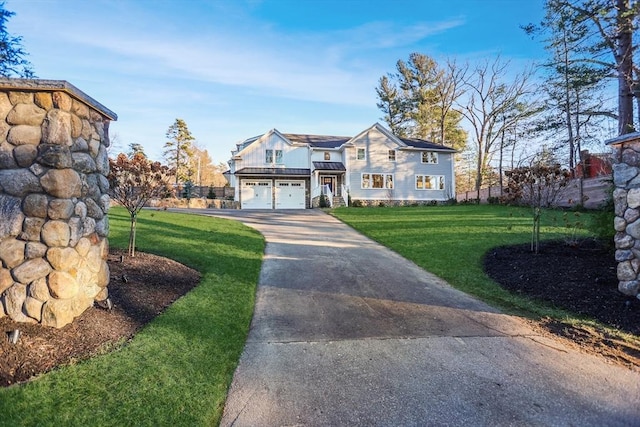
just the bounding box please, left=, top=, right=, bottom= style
left=240, top=133, right=308, bottom=168
left=346, top=127, right=454, bottom=201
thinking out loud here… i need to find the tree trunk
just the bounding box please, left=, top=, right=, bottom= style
left=617, top=0, right=635, bottom=134
left=128, top=212, right=137, bottom=257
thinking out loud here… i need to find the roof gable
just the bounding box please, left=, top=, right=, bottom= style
left=346, top=123, right=407, bottom=148
left=235, top=128, right=293, bottom=157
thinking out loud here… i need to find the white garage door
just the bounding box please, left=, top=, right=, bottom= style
left=275, top=180, right=306, bottom=209
left=241, top=180, right=272, bottom=209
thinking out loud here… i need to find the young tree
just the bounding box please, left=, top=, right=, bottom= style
left=163, top=118, right=195, bottom=185
left=108, top=153, right=174, bottom=257
left=0, top=2, right=34, bottom=78
left=503, top=150, right=571, bottom=253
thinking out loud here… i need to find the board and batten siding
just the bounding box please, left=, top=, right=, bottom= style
left=238, top=132, right=308, bottom=169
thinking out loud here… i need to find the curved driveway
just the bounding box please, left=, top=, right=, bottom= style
left=197, top=209, right=639, bottom=426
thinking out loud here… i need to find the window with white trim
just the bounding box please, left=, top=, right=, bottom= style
left=416, top=175, right=445, bottom=190
left=357, top=148, right=366, bottom=160
left=421, top=151, right=438, bottom=164
left=266, top=149, right=283, bottom=164
left=388, top=150, right=396, bottom=161
left=324, top=151, right=330, bottom=161
left=362, top=173, right=394, bottom=189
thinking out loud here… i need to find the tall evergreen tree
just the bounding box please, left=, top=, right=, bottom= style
left=524, top=2, right=612, bottom=172
left=539, top=0, right=639, bottom=135
left=163, top=118, right=195, bottom=185
left=0, top=1, right=34, bottom=78
left=375, top=53, right=468, bottom=150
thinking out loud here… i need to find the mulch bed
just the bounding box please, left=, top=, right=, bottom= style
left=0, top=249, right=200, bottom=387
left=484, top=238, right=640, bottom=369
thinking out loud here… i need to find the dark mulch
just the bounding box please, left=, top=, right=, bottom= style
left=0, top=249, right=200, bottom=387
left=484, top=238, right=640, bottom=369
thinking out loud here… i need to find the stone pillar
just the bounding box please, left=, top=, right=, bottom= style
left=609, top=132, right=640, bottom=299
left=0, top=79, right=117, bottom=327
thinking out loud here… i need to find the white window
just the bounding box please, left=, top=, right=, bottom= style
left=416, top=175, right=445, bottom=190
left=388, top=150, right=396, bottom=161
left=324, top=151, right=330, bottom=161
left=357, top=148, right=366, bottom=160
left=266, top=149, right=283, bottom=164
left=421, top=152, right=438, bottom=164
left=362, top=173, right=394, bottom=189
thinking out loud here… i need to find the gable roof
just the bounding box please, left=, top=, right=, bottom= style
left=230, top=123, right=457, bottom=157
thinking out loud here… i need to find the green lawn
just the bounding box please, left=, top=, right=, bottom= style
left=332, top=204, right=598, bottom=319
left=0, top=204, right=610, bottom=426
left=0, top=207, right=265, bottom=426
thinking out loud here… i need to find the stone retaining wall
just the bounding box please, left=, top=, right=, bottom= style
left=0, top=79, right=117, bottom=327
left=609, top=132, right=640, bottom=299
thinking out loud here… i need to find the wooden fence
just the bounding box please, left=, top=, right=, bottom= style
left=456, top=175, right=612, bottom=209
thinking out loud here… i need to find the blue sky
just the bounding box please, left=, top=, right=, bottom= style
left=8, top=0, right=546, bottom=165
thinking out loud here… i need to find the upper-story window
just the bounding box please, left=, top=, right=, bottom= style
left=357, top=148, right=366, bottom=160
left=421, top=151, right=438, bottom=164
left=324, top=151, right=330, bottom=161
left=388, top=150, right=396, bottom=161
left=266, top=149, right=283, bottom=164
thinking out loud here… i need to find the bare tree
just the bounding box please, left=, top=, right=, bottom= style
left=503, top=150, right=571, bottom=253
left=459, top=57, right=537, bottom=200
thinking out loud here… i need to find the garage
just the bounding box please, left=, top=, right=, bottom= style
left=275, top=180, right=306, bottom=209
left=241, top=180, right=273, bottom=209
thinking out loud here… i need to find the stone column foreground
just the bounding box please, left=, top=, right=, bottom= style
left=608, top=132, right=640, bottom=299
left=0, top=79, right=117, bottom=327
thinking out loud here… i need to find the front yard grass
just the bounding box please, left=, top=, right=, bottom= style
left=0, top=207, right=265, bottom=426
left=332, top=204, right=596, bottom=319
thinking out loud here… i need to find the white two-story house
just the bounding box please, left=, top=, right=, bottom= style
left=226, top=123, right=457, bottom=209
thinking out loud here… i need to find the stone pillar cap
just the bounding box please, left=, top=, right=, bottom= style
left=0, top=78, right=117, bottom=121
left=606, top=132, right=640, bottom=146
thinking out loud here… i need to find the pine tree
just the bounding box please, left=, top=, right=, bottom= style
left=163, top=119, right=195, bottom=185
left=0, top=1, right=34, bottom=78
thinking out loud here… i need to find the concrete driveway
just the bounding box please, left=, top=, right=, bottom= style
left=196, top=209, right=639, bottom=426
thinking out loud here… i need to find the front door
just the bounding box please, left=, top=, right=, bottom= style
left=321, top=176, right=335, bottom=194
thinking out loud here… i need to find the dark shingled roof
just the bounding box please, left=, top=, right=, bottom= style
left=283, top=133, right=351, bottom=148
left=312, top=162, right=346, bottom=171
left=235, top=167, right=310, bottom=176
left=399, top=137, right=456, bottom=152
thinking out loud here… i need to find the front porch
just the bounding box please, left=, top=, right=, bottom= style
left=311, top=162, right=348, bottom=207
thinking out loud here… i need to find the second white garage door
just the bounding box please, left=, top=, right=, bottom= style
left=275, top=180, right=306, bottom=209
left=241, top=180, right=273, bottom=209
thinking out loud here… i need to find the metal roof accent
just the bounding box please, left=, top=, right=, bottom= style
left=312, top=161, right=346, bottom=171
left=398, top=137, right=457, bottom=152
left=283, top=133, right=351, bottom=148
left=235, top=167, right=311, bottom=176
